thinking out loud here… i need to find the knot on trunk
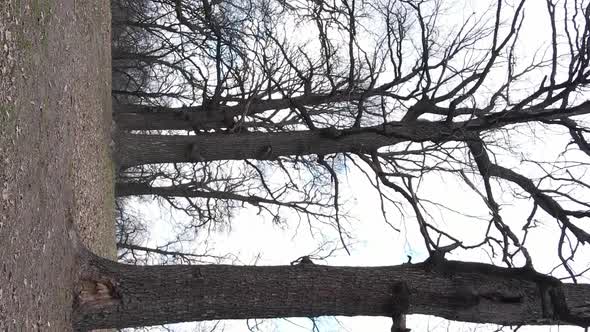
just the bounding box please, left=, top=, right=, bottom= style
left=290, top=255, right=315, bottom=266
left=187, top=144, right=205, bottom=162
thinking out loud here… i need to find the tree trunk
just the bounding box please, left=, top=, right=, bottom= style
left=72, top=248, right=590, bottom=330
left=115, top=182, right=283, bottom=206
left=114, top=122, right=447, bottom=167
left=114, top=105, right=226, bottom=131
left=113, top=99, right=590, bottom=132
left=113, top=92, right=375, bottom=131
left=115, top=181, right=176, bottom=197
left=115, top=182, right=239, bottom=199
left=115, top=102, right=590, bottom=168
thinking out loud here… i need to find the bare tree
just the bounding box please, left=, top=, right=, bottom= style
left=98, top=0, right=590, bottom=330
left=72, top=235, right=590, bottom=329
left=115, top=199, right=236, bottom=265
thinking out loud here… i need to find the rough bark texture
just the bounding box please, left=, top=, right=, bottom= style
left=115, top=181, right=172, bottom=197
left=113, top=92, right=376, bottom=131
left=113, top=100, right=590, bottom=131
left=72, top=248, right=590, bottom=330
left=115, top=122, right=453, bottom=167
left=114, top=106, right=225, bottom=131
left=115, top=102, right=590, bottom=168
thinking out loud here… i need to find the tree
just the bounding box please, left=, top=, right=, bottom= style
left=115, top=103, right=590, bottom=167
left=115, top=199, right=237, bottom=265
left=71, top=235, right=590, bottom=330
left=101, top=0, right=590, bottom=330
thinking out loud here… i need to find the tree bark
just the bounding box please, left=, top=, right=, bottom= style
left=115, top=102, right=590, bottom=168
left=113, top=92, right=383, bottom=131
left=114, top=105, right=225, bottom=131
left=115, top=182, right=254, bottom=200
left=113, top=99, right=590, bottom=132
left=72, top=248, right=590, bottom=330
left=115, top=182, right=288, bottom=206
left=115, top=181, right=182, bottom=197
left=114, top=122, right=449, bottom=167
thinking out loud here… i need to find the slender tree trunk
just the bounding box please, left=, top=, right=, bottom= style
left=113, top=92, right=373, bottom=131
left=115, top=182, right=237, bottom=198
left=113, top=99, right=590, bottom=132
left=115, top=181, right=175, bottom=197
left=72, top=247, right=590, bottom=330
left=114, top=105, right=226, bottom=131
left=115, top=182, right=281, bottom=206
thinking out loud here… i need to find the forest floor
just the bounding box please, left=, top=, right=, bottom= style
left=0, top=0, right=115, bottom=330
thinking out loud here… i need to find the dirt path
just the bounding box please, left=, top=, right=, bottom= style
left=0, top=0, right=114, bottom=330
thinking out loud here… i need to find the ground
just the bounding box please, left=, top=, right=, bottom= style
left=0, top=0, right=114, bottom=330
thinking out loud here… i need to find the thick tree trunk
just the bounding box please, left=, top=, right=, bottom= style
left=115, top=102, right=590, bottom=168
left=72, top=248, right=590, bottom=330
left=116, top=131, right=401, bottom=167
left=114, top=122, right=449, bottom=167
